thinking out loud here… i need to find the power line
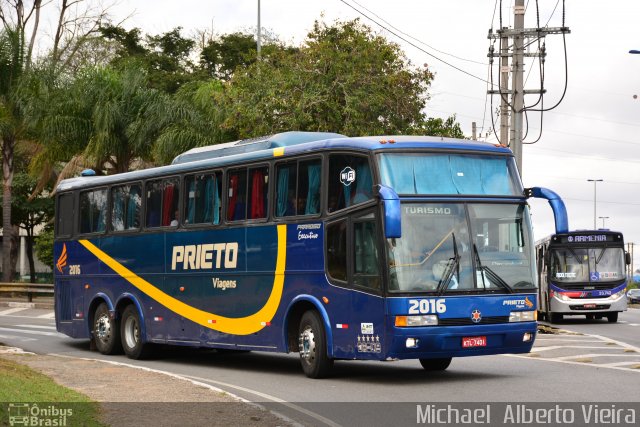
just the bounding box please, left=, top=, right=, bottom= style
left=337, top=0, right=492, bottom=85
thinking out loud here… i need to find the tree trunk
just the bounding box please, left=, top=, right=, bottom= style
left=10, top=225, right=19, bottom=281
left=26, top=226, right=36, bottom=283
left=2, top=137, right=15, bottom=282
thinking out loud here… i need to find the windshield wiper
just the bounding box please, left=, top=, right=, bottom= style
left=473, top=244, right=514, bottom=293
left=436, top=233, right=460, bottom=296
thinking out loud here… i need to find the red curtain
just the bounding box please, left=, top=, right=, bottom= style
left=250, top=170, right=265, bottom=219
left=162, top=184, right=174, bottom=226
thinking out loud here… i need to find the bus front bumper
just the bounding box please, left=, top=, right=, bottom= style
left=386, top=322, right=537, bottom=360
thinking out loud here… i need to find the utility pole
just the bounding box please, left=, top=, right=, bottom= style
left=487, top=1, right=570, bottom=175
left=257, top=0, right=261, bottom=59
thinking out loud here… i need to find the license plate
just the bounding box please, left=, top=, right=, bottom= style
left=583, top=304, right=596, bottom=309
left=462, top=336, right=487, bottom=348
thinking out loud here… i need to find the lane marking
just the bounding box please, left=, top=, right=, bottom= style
left=37, top=312, right=56, bottom=319
left=0, top=327, right=65, bottom=337
left=0, top=307, right=29, bottom=316
left=14, top=324, right=57, bottom=331
left=532, top=345, right=621, bottom=352
left=0, top=334, right=37, bottom=342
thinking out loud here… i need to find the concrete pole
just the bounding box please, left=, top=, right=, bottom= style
left=257, top=0, right=261, bottom=59
left=510, top=0, right=525, bottom=174
left=500, top=30, right=509, bottom=145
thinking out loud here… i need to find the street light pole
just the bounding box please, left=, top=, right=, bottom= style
left=598, top=216, right=609, bottom=229
left=257, top=0, right=261, bottom=59
left=587, top=179, right=603, bottom=229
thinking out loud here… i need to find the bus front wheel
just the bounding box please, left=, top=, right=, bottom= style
left=419, top=357, right=452, bottom=371
left=607, top=312, right=618, bottom=323
left=121, top=305, right=150, bottom=359
left=298, top=311, right=333, bottom=378
left=92, top=303, right=122, bottom=355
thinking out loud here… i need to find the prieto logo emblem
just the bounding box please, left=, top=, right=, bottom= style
left=471, top=309, right=482, bottom=324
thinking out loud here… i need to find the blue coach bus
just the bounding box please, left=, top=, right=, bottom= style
left=54, top=132, right=560, bottom=378
left=536, top=230, right=630, bottom=323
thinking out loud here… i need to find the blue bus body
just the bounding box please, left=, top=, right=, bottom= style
left=54, top=133, right=542, bottom=376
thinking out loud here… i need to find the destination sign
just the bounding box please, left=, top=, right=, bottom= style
left=556, top=234, right=620, bottom=244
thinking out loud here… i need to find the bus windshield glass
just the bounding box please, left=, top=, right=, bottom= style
left=377, top=153, right=522, bottom=195
left=550, top=247, right=625, bottom=283
left=387, top=203, right=536, bottom=293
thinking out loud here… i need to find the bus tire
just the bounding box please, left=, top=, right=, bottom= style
left=419, top=357, right=452, bottom=371
left=606, top=312, right=618, bottom=323
left=121, top=305, right=150, bottom=359
left=549, top=313, right=562, bottom=323
left=92, top=303, right=122, bottom=355
left=298, top=311, right=333, bottom=378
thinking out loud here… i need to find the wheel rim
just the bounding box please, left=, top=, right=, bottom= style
left=299, top=325, right=316, bottom=364
left=124, top=315, right=139, bottom=349
left=95, top=314, right=112, bottom=344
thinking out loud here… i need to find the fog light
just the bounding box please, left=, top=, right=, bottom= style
left=406, top=338, right=419, bottom=348
left=523, top=332, right=533, bottom=342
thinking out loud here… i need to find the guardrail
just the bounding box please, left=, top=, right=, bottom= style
left=0, top=282, right=54, bottom=302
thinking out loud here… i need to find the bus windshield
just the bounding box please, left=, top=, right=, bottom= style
left=387, top=203, right=536, bottom=293
left=550, top=247, right=625, bottom=283
left=378, top=153, right=522, bottom=196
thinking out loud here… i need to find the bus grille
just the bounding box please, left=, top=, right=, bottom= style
left=569, top=304, right=610, bottom=310
left=438, top=316, right=510, bottom=326
left=558, top=283, right=619, bottom=291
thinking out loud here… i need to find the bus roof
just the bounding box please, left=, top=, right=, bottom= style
left=55, top=131, right=513, bottom=192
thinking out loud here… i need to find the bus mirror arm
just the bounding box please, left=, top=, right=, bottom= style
left=626, top=251, right=631, bottom=266
left=524, top=187, right=569, bottom=234
left=375, top=185, right=401, bottom=239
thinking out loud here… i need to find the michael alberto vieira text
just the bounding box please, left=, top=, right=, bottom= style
left=416, top=404, right=636, bottom=424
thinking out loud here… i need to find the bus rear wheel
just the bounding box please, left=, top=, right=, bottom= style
left=607, top=312, right=618, bottom=323
left=298, top=311, right=333, bottom=378
left=419, top=357, right=452, bottom=371
left=92, top=303, right=122, bottom=355
left=121, top=305, right=150, bottom=359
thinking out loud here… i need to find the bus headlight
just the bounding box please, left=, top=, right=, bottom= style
left=608, top=289, right=626, bottom=300
left=395, top=315, right=438, bottom=327
left=509, top=311, right=536, bottom=322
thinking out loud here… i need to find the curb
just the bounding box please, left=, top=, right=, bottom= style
left=0, top=299, right=54, bottom=310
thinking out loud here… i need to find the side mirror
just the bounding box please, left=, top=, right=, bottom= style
left=626, top=251, right=631, bottom=266
left=375, top=185, right=401, bottom=239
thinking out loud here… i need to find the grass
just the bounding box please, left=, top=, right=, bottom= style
left=0, top=357, right=105, bottom=426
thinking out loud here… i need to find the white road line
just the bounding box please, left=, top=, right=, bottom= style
left=532, top=345, right=621, bottom=352
left=600, top=361, right=640, bottom=368
left=14, top=324, right=57, bottom=330
left=0, top=334, right=37, bottom=342
left=0, top=307, right=29, bottom=316
left=37, top=312, right=56, bottom=319
left=0, top=327, right=65, bottom=337
left=554, top=353, right=640, bottom=361
left=503, top=354, right=640, bottom=373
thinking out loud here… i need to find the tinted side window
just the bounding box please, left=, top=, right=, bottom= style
left=79, top=189, right=107, bottom=234
left=146, top=177, right=180, bottom=228
left=111, top=184, right=141, bottom=231
left=328, top=154, right=373, bottom=213
left=354, top=218, right=381, bottom=290
left=56, top=193, right=74, bottom=237
left=184, top=172, right=222, bottom=225
left=227, top=169, right=247, bottom=221
left=248, top=166, right=268, bottom=220
left=326, top=220, right=347, bottom=282
left=275, top=158, right=321, bottom=218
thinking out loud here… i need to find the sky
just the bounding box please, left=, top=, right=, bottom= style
left=105, top=1, right=640, bottom=268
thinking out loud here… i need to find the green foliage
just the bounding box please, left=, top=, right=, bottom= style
left=34, top=226, right=54, bottom=270
left=224, top=19, right=437, bottom=138
left=3, top=173, right=54, bottom=232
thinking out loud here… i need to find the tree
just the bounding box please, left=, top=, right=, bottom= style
left=25, top=65, right=165, bottom=182
left=0, top=172, right=53, bottom=281
left=0, top=27, right=26, bottom=281
left=224, top=19, right=440, bottom=138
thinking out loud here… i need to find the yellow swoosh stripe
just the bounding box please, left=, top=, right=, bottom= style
left=79, top=224, right=287, bottom=335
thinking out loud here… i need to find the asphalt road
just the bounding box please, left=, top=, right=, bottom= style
left=1, top=305, right=639, bottom=426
